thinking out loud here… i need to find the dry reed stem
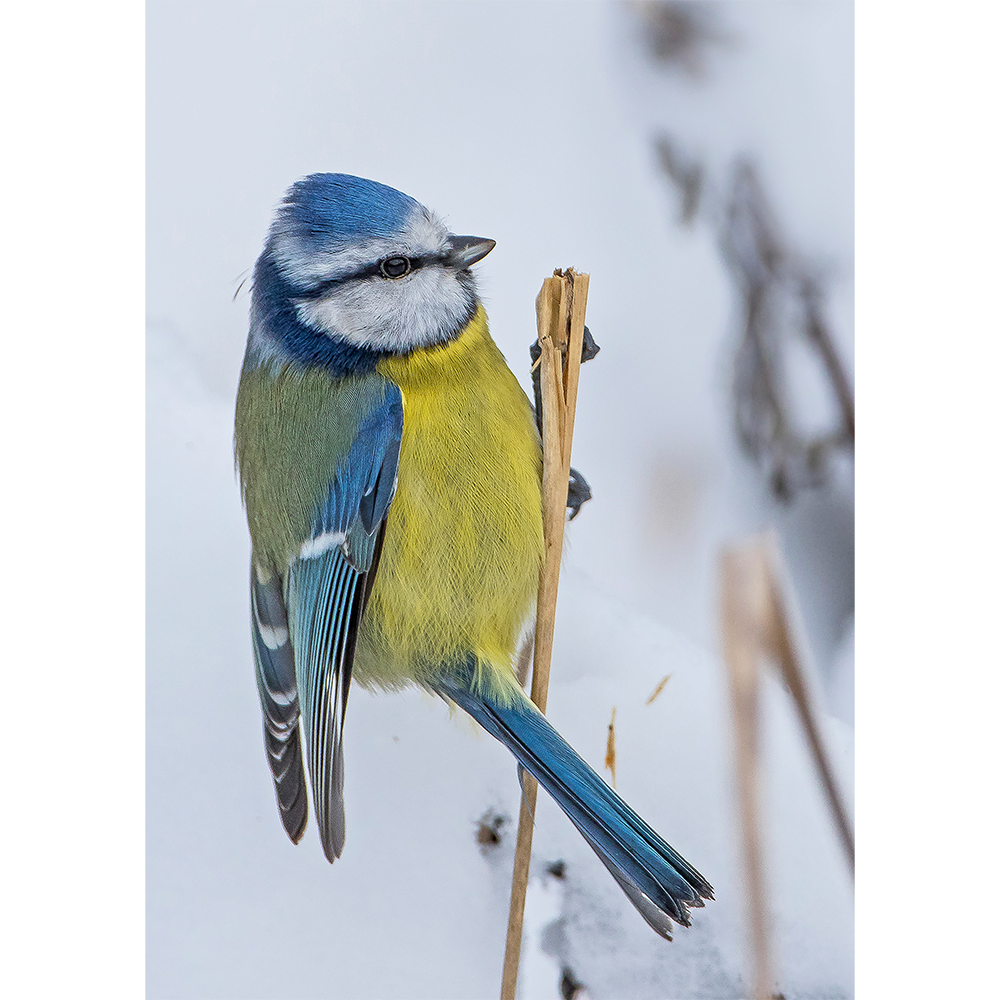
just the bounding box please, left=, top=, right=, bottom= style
left=515, top=629, right=535, bottom=689
left=760, top=536, right=855, bottom=877
left=720, top=533, right=855, bottom=1000
left=500, top=270, right=589, bottom=1000
left=645, top=674, right=672, bottom=705
left=721, top=543, right=773, bottom=1000
left=604, top=707, right=618, bottom=788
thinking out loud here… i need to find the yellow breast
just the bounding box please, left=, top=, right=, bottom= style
left=355, top=305, right=544, bottom=695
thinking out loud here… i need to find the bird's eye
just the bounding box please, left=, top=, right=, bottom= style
left=380, top=256, right=412, bottom=279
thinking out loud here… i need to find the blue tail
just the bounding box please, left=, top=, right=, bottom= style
left=435, top=666, right=713, bottom=939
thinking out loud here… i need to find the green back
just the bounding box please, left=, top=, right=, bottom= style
left=233, top=361, right=393, bottom=572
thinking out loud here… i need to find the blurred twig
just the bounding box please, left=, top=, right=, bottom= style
left=723, top=161, right=854, bottom=500
left=630, top=1, right=731, bottom=78
left=720, top=533, right=855, bottom=998
left=763, top=538, right=855, bottom=876
left=651, top=137, right=855, bottom=502
left=655, top=135, right=703, bottom=224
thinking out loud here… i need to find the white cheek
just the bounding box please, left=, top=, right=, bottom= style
left=295, top=268, right=474, bottom=352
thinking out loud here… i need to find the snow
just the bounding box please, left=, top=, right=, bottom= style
left=147, top=2, right=854, bottom=997
left=147, top=318, right=853, bottom=997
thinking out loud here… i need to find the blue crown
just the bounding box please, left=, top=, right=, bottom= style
left=279, top=173, right=421, bottom=246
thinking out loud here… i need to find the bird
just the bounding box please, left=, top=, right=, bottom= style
left=233, top=173, right=713, bottom=939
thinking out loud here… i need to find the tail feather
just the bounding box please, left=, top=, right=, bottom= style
left=436, top=669, right=713, bottom=938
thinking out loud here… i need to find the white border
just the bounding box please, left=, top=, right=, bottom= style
left=3, top=2, right=145, bottom=996
left=857, top=1, right=998, bottom=997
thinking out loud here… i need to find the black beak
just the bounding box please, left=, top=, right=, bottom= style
left=447, top=235, right=496, bottom=269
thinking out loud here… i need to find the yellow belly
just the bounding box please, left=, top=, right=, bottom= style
left=354, top=305, right=544, bottom=699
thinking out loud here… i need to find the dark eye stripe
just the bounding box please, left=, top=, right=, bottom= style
left=295, top=253, right=444, bottom=300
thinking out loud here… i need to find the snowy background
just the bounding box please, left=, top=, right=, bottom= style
left=147, top=2, right=854, bottom=997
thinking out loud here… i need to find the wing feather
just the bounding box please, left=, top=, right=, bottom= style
left=278, top=384, right=402, bottom=860
left=251, top=571, right=308, bottom=843
left=287, top=552, right=359, bottom=859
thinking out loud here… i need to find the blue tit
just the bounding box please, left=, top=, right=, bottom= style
left=233, top=173, right=712, bottom=938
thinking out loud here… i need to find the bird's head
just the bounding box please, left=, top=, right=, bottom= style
left=252, top=174, right=494, bottom=365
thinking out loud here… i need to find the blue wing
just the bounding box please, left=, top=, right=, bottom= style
left=251, top=381, right=402, bottom=860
